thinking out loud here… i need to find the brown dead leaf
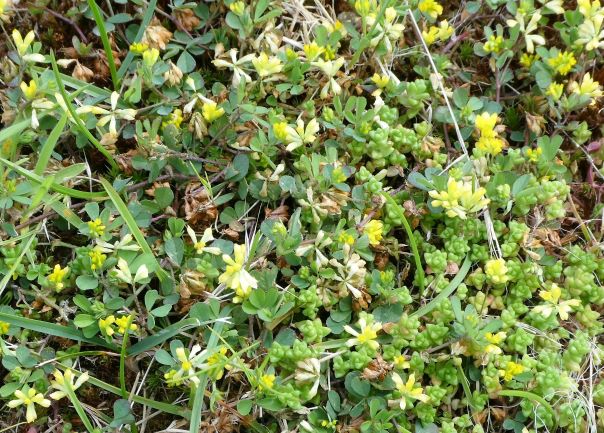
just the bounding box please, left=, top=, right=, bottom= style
left=175, top=8, right=200, bottom=31
left=183, top=182, right=218, bottom=227
left=361, top=355, right=392, bottom=381
left=142, top=18, right=173, bottom=50
left=265, top=205, right=290, bottom=222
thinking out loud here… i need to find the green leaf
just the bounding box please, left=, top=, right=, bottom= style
left=177, top=51, right=196, bottom=74
left=87, top=0, right=119, bottom=89
left=76, top=275, right=99, bottom=291
left=237, top=399, right=253, bottom=416
left=34, top=114, right=67, bottom=175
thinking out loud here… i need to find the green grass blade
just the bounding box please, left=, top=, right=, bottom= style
left=189, top=313, right=229, bottom=433
left=0, top=312, right=118, bottom=350
left=128, top=318, right=206, bottom=356
left=50, top=51, right=119, bottom=171
left=0, top=230, right=38, bottom=296
left=0, top=118, right=31, bottom=144
left=34, top=114, right=68, bottom=175
left=99, top=177, right=169, bottom=284
left=49, top=200, right=85, bottom=228
left=0, top=156, right=106, bottom=200
left=499, top=389, right=557, bottom=431
left=382, top=192, right=425, bottom=293
left=410, top=256, right=472, bottom=320
left=117, top=0, right=158, bottom=79
left=86, top=0, right=119, bottom=90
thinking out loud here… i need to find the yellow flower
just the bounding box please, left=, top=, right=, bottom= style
left=364, top=220, right=384, bottom=246
left=219, top=244, right=258, bottom=303
left=89, top=247, right=107, bottom=271
left=534, top=283, right=581, bottom=320
left=229, top=1, right=245, bottom=16
left=303, top=42, right=324, bottom=61
left=259, top=374, right=276, bottom=390
left=252, top=53, right=283, bottom=78
left=49, top=369, right=89, bottom=401
left=8, top=386, right=51, bottom=423
left=485, top=258, right=509, bottom=284
left=569, top=72, right=603, bottom=99
left=0, top=320, right=9, bottom=334
left=578, top=0, right=603, bottom=18
left=547, top=51, right=576, bottom=76
left=355, top=0, right=376, bottom=16
left=483, top=35, right=504, bottom=54
left=484, top=331, right=506, bottom=354
left=338, top=231, right=355, bottom=245
left=371, top=73, right=390, bottom=88
left=526, top=147, right=542, bottom=162
left=545, top=82, right=564, bottom=100
left=171, top=345, right=205, bottom=387
left=142, top=47, right=160, bottom=68
left=20, top=80, right=37, bottom=100
left=436, top=20, right=454, bottom=40
left=344, top=315, right=382, bottom=350
left=284, top=118, right=320, bottom=152
left=475, top=112, right=499, bottom=138
left=500, top=361, right=525, bottom=382
left=429, top=178, right=490, bottom=220
left=476, top=136, right=505, bottom=156
left=48, top=264, right=69, bottom=292
left=418, top=0, right=443, bottom=20
left=162, top=108, right=183, bottom=130
left=422, top=26, right=440, bottom=45
left=87, top=218, right=105, bottom=238
left=12, top=29, right=35, bottom=56
left=201, top=101, right=225, bottom=123
left=129, top=42, right=149, bottom=54
left=519, top=52, right=537, bottom=68
left=98, top=315, right=116, bottom=337
left=115, top=315, right=138, bottom=334
left=207, top=347, right=229, bottom=380
left=393, top=354, right=410, bottom=369
left=391, top=373, right=429, bottom=410
left=273, top=121, right=289, bottom=141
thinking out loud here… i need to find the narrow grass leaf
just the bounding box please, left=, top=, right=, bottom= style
left=86, top=0, right=119, bottom=89
left=35, top=113, right=67, bottom=175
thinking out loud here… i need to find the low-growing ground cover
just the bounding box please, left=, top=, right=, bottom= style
left=1, top=0, right=604, bottom=432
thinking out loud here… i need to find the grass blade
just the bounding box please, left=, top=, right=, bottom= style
left=117, top=0, right=158, bottom=79
left=382, top=192, right=425, bottom=293
left=99, top=177, right=169, bottom=285
left=0, top=156, right=106, bottom=200
left=410, top=256, right=472, bottom=320
left=0, top=312, right=118, bottom=350
left=34, top=113, right=68, bottom=175
left=0, top=230, right=38, bottom=296
left=50, top=50, right=119, bottom=171
left=86, top=0, right=119, bottom=89
left=189, top=312, right=229, bottom=433
left=0, top=118, right=31, bottom=144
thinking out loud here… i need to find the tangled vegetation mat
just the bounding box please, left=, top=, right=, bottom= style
left=2, top=0, right=604, bottom=432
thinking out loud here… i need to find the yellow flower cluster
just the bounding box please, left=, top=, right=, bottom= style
left=99, top=314, right=138, bottom=337
left=363, top=220, right=384, bottom=246
left=48, top=264, right=69, bottom=292
left=547, top=51, right=577, bottom=76
left=429, top=178, right=490, bottom=220
left=500, top=361, right=525, bottom=382
left=418, top=0, right=443, bottom=20
left=474, top=112, right=505, bottom=156
left=422, top=20, right=454, bottom=45
left=89, top=247, right=107, bottom=271
left=87, top=218, right=105, bottom=238
left=485, top=258, right=509, bottom=285
left=483, top=35, right=504, bottom=54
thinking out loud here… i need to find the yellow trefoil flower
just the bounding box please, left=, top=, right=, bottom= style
left=475, top=112, right=499, bottom=138
left=303, top=42, right=324, bottom=61
left=484, top=331, right=506, bottom=355
left=526, top=147, right=542, bottom=162
left=259, top=374, right=276, bottom=390
left=48, top=264, right=69, bottom=292
left=545, top=82, right=564, bottom=100
left=20, top=80, right=37, bottom=100
left=142, top=47, right=160, bottom=68
left=115, top=315, right=138, bottom=334
left=547, top=51, right=576, bottom=76
left=519, top=52, right=537, bottom=68
left=273, top=121, right=289, bottom=141
left=364, top=220, right=384, bottom=246
left=89, top=247, right=107, bottom=271
left=391, top=373, right=429, bottom=410
left=483, top=34, right=504, bottom=54
left=8, top=386, right=51, bottom=423
left=500, top=361, right=525, bottom=382
left=49, top=369, right=90, bottom=401
left=0, top=320, right=9, bottom=334
left=418, top=0, right=443, bottom=20
left=393, top=354, right=410, bottom=369
left=162, top=108, right=183, bottom=129
left=219, top=244, right=258, bottom=303
left=87, top=218, right=105, bottom=238
left=338, top=231, right=355, bottom=245
left=429, top=178, right=490, bottom=220
left=485, top=258, right=509, bottom=284
left=476, top=136, right=505, bottom=156
left=229, top=1, right=245, bottom=16
left=202, top=101, right=225, bottom=123
left=344, top=315, right=382, bottom=350
left=252, top=53, right=283, bottom=78
left=569, top=72, right=603, bottom=100
left=533, top=283, right=581, bottom=320
left=371, top=73, right=390, bottom=89
left=98, top=315, right=116, bottom=337
left=129, top=42, right=149, bottom=54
